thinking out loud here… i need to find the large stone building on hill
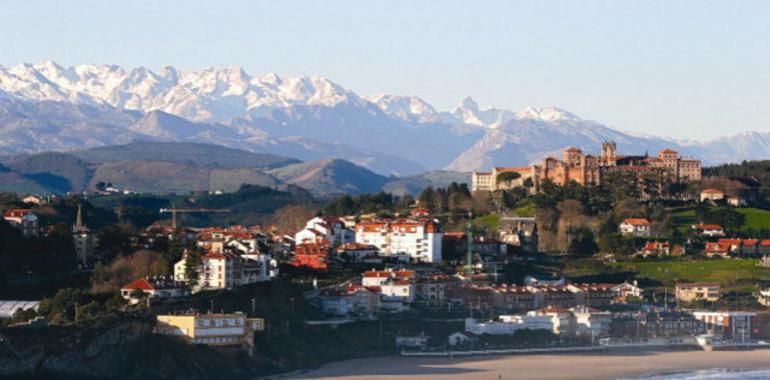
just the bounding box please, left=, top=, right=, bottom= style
left=471, top=141, right=701, bottom=193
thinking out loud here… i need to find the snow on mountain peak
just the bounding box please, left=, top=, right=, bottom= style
left=366, top=94, right=440, bottom=123
left=0, top=61, right=360, bottom=122
left=515, top=106, right=580, bottom=122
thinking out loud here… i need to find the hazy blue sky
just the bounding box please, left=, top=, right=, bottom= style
left=1, top=0, right=769, bottom=140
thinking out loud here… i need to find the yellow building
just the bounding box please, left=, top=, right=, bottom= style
left=155, top=313, right=265, bottom=346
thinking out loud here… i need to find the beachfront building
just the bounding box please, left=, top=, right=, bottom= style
left=675, top=283, right=721, bottom=303
left=154, top=313, right=265, bottom=347
left=692, top=311, right=756, bottom=341
left=355, top=219, right=442, bottom=263
left=465, top=314, right=555, bottom=335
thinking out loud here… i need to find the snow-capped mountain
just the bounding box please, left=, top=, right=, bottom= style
left=2, top=61, right=770, bottom=177
left=447, top=96, right=515, bottom=128
left=0, top=62, right=365, bottom=122
left=365, top=94, right=441, bottom=123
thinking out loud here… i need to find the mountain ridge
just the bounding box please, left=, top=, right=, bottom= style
left=2, top=61, right=770, bottom=173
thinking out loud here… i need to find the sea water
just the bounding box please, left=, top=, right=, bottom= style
left=620, top=369, right=770, bottom=379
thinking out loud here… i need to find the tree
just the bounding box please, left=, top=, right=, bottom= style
left=271, top=204, right=318, bottom=235
left=184, top=249, right=203, bottom=288
left=96, top=224, right=133, bottom=262
left=91, top=250, right=166, bottom=293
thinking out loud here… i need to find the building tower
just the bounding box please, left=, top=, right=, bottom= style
left=600, top=140, right=617, bottom=167
left=73, top=204, right=96, bottom=267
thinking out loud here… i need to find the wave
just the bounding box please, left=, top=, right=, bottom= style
left=620, top=368, right=770, bottom=380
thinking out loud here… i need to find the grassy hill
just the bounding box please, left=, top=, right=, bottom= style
left=381, top=170, right=470, bottom=195
left=90, top=160, right=281, bottom=194
left=72, top=141, right=299, bottom=169
left=267, top=158, right=390, bottom=197
left=5, top=152, right=93, bottom=193
left=735, top=208, right=770, bottom=231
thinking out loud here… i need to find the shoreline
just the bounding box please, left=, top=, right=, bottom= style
left=269, top=347, right=770, bottom=380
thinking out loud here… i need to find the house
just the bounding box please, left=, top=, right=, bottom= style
left=704, top=241, right=731, bottom=258
left=355, top=219, right=442, bottom=263
left=530, top=306, right=575, bottom=335
left=675, top=282, right=721, bottom=302
left=448, top=332, right=477, bottom=347
left=571, top=306, right=612, bottom=339
left=619, top=218, right=651, bottom=237
left=645, top=311, right=702, bottom=337
left=760, top=240, right=770, bottom=255
left=692, top=311, right=756, bottom=341
left=756, top=288, right=770, bottom=306
left=314, top=285, right=381, bottom=316
left=381, top=279, right=416, bottom=304
left=295, top=217, right=354, bottom=246
left=611, top=281, right=644, bottom=301
left=241, top=253, right=278, bottom=283
left=640, top=241, right=670, bottom=257
left=395, top=333, right=430, bottom=348
left=692, top=224, right=725, bottom=237
left=22, top=195, right=43, bottom=205
left=727, top=196, right=747, bottom=207
left=154, top=313, right=264, bottom=346
left=120, top=277, right=189, bottom=304
left=3, top=209, right=38, bottom=237
left=362, top=269, right=416, bottom=287
left=336, top=242, right=380, bottom=262
left=409, top=208, right=430, bottom=218
left=290, top=243, right=331, bottom=270
left=700, top=188, right=725, bottom=202
left=498, top=216, right=537, bottom=251
left=742, top=239, right=759, bottom=255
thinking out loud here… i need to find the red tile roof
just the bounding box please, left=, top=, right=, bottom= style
left=623, top=218, right=650, bottom=226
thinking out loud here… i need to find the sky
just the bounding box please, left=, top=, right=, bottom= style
left=1, top=0, right=769, bottom=140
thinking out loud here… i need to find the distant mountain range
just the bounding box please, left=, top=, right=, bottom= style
left=1, top=61, right=769, bottom=179
left=0, top=142, right=467, bottom=197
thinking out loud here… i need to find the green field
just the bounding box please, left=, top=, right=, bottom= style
left=474, top=214, right=500, bottom=233
left=735, top=208, right=770, bottom=231
left=611, top=259, right=770, bottom=288
left=670, top=209, right=696, bottom=235
left=511, top=200, right=536, bottom=217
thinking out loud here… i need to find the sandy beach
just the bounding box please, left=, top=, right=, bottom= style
left=281, top=349, right=770, bottom=380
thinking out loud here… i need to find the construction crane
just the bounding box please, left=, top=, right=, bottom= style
left=159, top=208, right=231, bottom=229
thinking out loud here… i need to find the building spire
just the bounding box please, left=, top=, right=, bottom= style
left=75, top=204, right=83, bottom=228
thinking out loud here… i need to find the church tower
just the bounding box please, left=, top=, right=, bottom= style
left=601, top=140, right=617, bottom=166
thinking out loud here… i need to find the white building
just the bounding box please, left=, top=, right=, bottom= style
left=241, top=253, right=278, bottom=283
left=355, top=219, right=442, bottom=263
left=572, top=306, right=612, bottom=339
left=155, top=313, right=264, bottom=347
left=3, top=209, right=38, bottom=237
left=295, top=217, right=355, bottom=246
left=465, top=315, right=554, bottom=335
left=120, top=277, right=189, bottom=304
left=175, top=251, right=240, bottom=290
left=619, top=218, right=652, bottom=237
